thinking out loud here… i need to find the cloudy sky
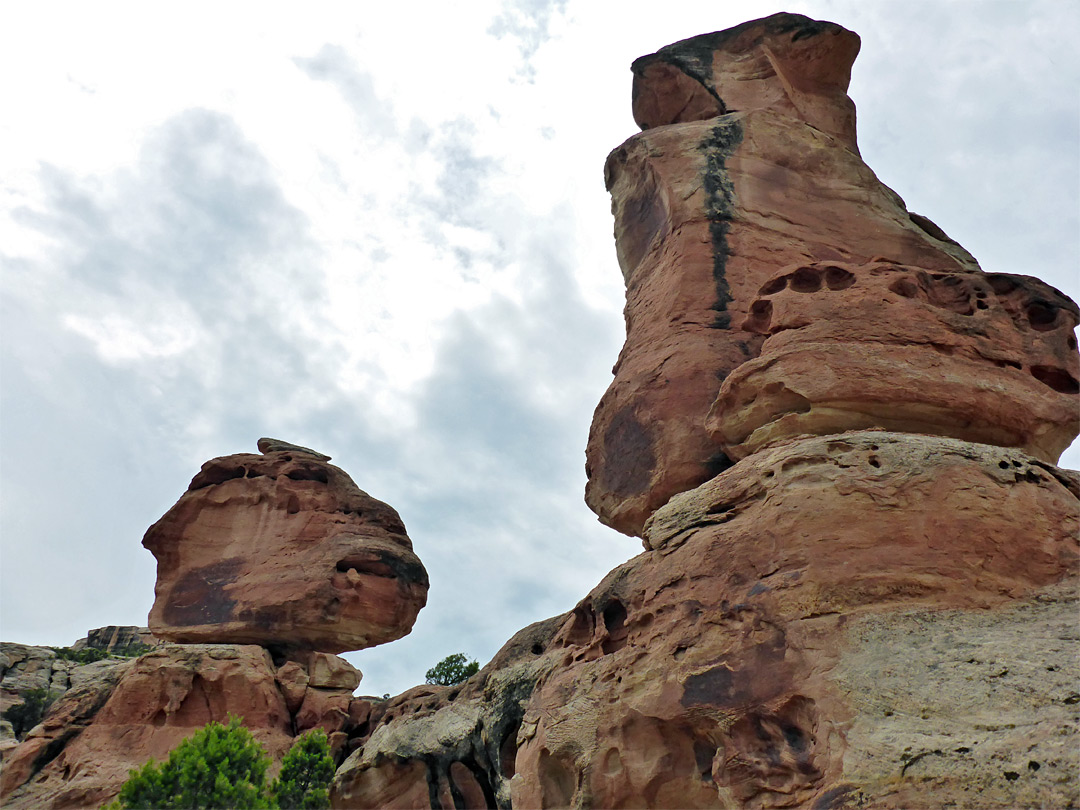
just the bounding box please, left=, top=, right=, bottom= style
left=2, top=0, right=1077, bottom=698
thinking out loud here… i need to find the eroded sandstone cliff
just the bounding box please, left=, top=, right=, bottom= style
left=330, top=13, right=1079, bottom=809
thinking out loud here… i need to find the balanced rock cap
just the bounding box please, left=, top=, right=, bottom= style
left=143, top=448, right=428, bottom=654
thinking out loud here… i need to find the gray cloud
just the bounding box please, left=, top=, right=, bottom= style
left=843, top=1, right=1078, bottom=289
left=1, top=108, right=332, bottom=643
left=336, top=199, right=626, bottom=691
left=294, top=45, right=399, bottom=138
left=488, top=0, right=570, bottom=79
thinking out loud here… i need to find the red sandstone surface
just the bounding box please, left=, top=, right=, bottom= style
left=582, top=12, right=1035, bottom=537
left=330, top=12, right=1079, bottom=809
left=332, top=433, right=1078, bottom=808
left=143, top=446, right=428, bottom=653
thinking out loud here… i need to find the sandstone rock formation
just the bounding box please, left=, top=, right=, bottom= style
left=70, top=625, right=158, bottom=654
left=0, top=643, right=369, bottom=808
left=332, top=434, right=1078, bottom=808
left=330, top=12, right=1079, bottom=809
left=0, top=627, right=158, bottom=757
left=0, top=642, right=374, bottom=807
left=710, top=261, right=1078, bottom=463
left=1, top=443, right=429, bottom=808
left=2, top=13, right=1077, bottom=810
left=584, top=12, right=1078, bottom=537
left=143, top=442, right=429, bottom=653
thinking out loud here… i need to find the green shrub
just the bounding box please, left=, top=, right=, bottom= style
left=111, top=719, right=336, bottom=809
left=115, top=642, right=155, bottom=658
left=113, top=716, right=272, bottom=809
left=2, top=687, right=56, bottom=737
left=425, top=653, right=479, bottom=686
left=270, top=728, right=334, bottom=809
left=50, top=646, right=110, bottom=664
left=50, top=643, right=154, bottom=665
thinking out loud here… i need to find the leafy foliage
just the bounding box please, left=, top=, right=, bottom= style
left=2, top=687, right=56, bottom=737
left=111, top=719, right=336, bottom=809
left=50, top=642, right=153, bottom=664
left=50, top=646, right=110, bottom=664
left=116, top=642, right=156, bottom=658
left=113, top=716, right=272, bottom=809
left=270, top=729, right=334, bottom=809
left=425, top=653, right=479, bottom=686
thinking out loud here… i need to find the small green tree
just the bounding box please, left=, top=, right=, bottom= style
left=270, top=728, right=335, bottom=809
left=425, top=653, right=479, bottom=686
left=113, top=716, right=272, bottom=809
left=3, top=687, right=56, bottom=738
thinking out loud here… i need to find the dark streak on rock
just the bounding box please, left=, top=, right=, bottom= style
left=813, top=784, right=857, bottom=809
left=162, top=558, right=243, bottom=626
left=701, top=117, right=743, bottom=329
left=598, top=404, right=656, bottom=498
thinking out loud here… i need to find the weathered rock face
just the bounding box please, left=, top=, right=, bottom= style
left=0, top=643, right=366, bottom=808
left=0, top=636, right=154, bottom=756
left=584, top=12, right=1078, bottom=537
left=630, top=13, right=861, bottom=150
left=2, top=441, right=429, bottom=807
left=70, top=625, right=158, bottom=654
left=331, top=433, right=1079, bottom=808
left=331, top=12, right=1079, bottom=810
left=332, top=617, right=563, bottom=809
left=144, top=444, right=428, bottom=653
left=710, top=261, right=1079, bottom=463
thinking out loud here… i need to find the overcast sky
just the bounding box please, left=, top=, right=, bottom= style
left=2, top=0, right=1077, bottom=698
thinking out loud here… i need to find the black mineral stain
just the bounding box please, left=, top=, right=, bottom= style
left=683, top=665, right=739, bottom=706
left=163, top=558, right=244, bottom=626
left=700, top=117, right=744, bottom=328
left=813, top=784, right=857, bottom=810
left=598, top=404, right=656, bottom=497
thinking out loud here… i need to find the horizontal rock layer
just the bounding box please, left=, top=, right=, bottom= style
left=709, top=261, right=1078, bottom=461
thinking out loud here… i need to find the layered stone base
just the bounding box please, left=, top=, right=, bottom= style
left=332, top=432, right=1079, bottom=808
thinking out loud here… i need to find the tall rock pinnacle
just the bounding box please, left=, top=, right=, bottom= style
left=331, top=14, right=1079, bottom=809
left=584, top=12, right=1077, bottom=537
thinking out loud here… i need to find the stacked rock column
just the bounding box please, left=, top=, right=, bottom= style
left=572, top=12, right=1080, bottom=808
